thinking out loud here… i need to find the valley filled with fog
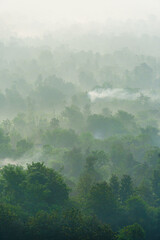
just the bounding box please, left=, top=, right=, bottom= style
left=1, top=1, right=160, bottom=239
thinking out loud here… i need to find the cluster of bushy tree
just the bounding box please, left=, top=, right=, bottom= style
left=0, top=162, right=147, bottom=240
left=1, top=33, right=160, bottom=239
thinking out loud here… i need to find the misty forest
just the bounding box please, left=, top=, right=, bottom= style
left=1, top=4, right=160, bottom=239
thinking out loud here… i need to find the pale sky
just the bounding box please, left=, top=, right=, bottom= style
left=0, top=0, right=160, bottom=36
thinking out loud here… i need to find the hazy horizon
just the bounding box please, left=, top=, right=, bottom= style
left=1, top=0, right=160, bottom=37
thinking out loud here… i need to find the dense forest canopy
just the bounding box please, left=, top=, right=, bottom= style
left=1, top=2, right=160, bottom=238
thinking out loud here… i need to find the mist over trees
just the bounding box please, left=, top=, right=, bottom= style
left=1, top=16, right=160, bottom=239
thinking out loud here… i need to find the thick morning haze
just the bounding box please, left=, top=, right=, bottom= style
left=0, top=1, right=160, bottom=240
left=0, top=0, right=160, bottom=36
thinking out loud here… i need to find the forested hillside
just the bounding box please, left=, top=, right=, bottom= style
left=0, top=35, right=160, bottom=239
left=1, top=0, right=160, bottom=237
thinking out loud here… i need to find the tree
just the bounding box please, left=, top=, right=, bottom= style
left=133, top=62, right=153, bottom=89
left=144, top=147, right=160, bottom=168
left=152, top=167, right=160, bottom=199
left=120, top=175, right=133, bottom=203
left=0, top=128, right=13, bottom=158
left=62, top=105, right=84, bottom=131
left=43, top=128, right=79, bottom=148
left=88, top=182, right=117, bottom=222
left=28, top=208, right=116, bottom=240
left=0, top=165, right=26, bottom=203
left=77, top=154, right=102, bottom=197
left=87, top=114, right=107, bottom=139
left=26, top=162, right=69, bottom=207
left=27, top=210, right=59, bottom=240
left=63, top=147, right=84, bottom=177
left=0, top=203, right=23, bottom=240
left=110, top=175, right=120, bottom=199
left=15, top=139, right=33, bottom=158
left=50, top=118, right=59, bottom=129
left=126, top=196, right=148, bottom=225
left=118, top=223, right=145, bottom=240
left=0, top=163, right=69, bottom=211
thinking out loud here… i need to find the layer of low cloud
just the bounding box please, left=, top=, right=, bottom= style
left=88, top=88, right=160, bottom=102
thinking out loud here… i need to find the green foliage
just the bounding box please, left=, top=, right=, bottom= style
left=26, top=162, right=69, bottom=206
left=118, top=223, right=145, bottom=240
left=15, top=139, right=33, bottom=158
left=0, top=163, right=69, bottom=212
left=126, top=196, right=148, bottom=224
left=1, top=39, right=160, bottom=239
left=62, top=105, right=84, bottom=130
left=43, top=128, right=79, bottom=148
left=63, top=147, right=84, bottom=177
left=0, top=203, right=23, bottom=240
left=0, top=128, right=13, bottom=158
left=77, top=154, right=102, bottom=197
left=50, top=118, right=60, bottom=129
left=152, top=167, right=160, bottom=200
left=110, top=175, right=120, bottom=199
left=88, top=182, right=118, bottom=222
left=120, top=175, right=134, bottom=203
left=1, top=165, right=26, bottom=203
left=27, top=208, right=115, bottom=240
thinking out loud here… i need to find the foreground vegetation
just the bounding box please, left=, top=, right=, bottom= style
left=0, top=36, right=160, bottom=239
